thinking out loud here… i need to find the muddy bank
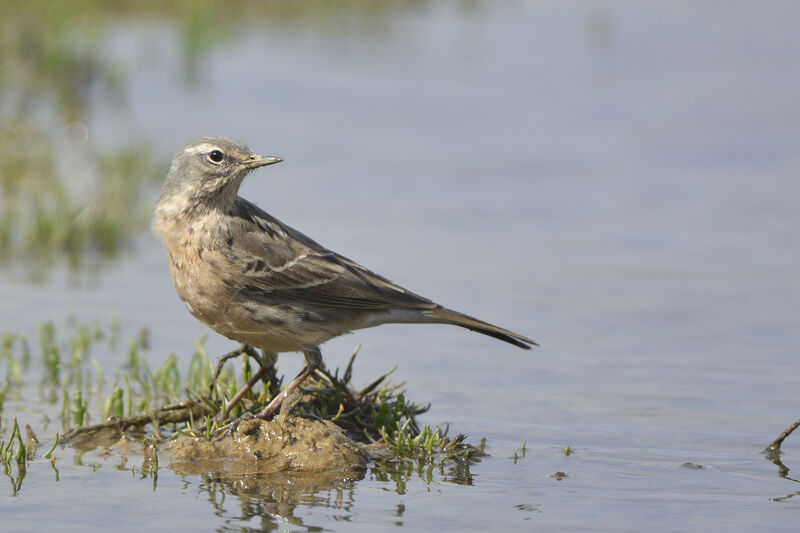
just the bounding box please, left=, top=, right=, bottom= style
left=167, top=416, right=368, bottom=476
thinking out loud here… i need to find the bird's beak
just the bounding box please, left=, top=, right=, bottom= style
left=243, top=154, right=283, bottom=169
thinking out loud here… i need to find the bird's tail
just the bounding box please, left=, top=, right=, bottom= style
left=424, top=307, right=538, bottom=350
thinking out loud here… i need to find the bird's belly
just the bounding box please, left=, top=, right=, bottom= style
left=213, top=297, right=371, bottom=353
left=167, top=247, right=370, bottom=353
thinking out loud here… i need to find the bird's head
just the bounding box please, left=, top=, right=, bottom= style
left=158, top=137, right=282, bottom=213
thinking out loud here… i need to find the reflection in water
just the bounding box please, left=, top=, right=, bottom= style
left=195, top=471, right=359, bottom=532
left=770, top=491, right=800, bottom=504
left=764, top=447, right=800, bottom=484
left=371, top=456, right=476, bottom=489
left=178, top=456, right=476, bottom=531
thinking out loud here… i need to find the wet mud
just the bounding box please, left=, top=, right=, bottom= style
left=167, top=416, right=368, bottom=476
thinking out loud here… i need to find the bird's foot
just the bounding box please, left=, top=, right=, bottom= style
left=255, top=360, right=319, bottom=421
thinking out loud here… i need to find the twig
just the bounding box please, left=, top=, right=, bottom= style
left=764, top=417, right=800, bottom=481
left=62, top=400, right=208, bottom=443
left=767, top=417, right=800, bottom=453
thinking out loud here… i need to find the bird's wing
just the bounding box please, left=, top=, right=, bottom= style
left=225, top=200, right=437, bottom=310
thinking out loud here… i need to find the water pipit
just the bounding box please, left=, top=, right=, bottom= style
left=153, top=137, right=537, bottom=420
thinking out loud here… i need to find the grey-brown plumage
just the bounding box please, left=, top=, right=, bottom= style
left=154, top=137, right=536, bottom=419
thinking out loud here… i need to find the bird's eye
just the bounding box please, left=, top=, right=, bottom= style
left=208, top=150, right=224, bottom=164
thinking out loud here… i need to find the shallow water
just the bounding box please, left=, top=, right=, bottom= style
left=3, top=1, right=800, bottom=531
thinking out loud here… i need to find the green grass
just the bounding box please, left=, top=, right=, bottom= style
left=2, top=319, right=486, bottom=493
left=0, top=123, right=163, bottom=279
left=0, top=0, right=432, bottom=278
left=0, top=418, right=28, bottom=495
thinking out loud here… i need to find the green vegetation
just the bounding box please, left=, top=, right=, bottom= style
left=0, top=418, right=28, bottom=496
left=0, top=3, right=158, bottom=278
left=0, top=123, right=162, bottom=279
left=169, top=344, right=485, bottom=464
left=0, top=0, right=444, bottom=278
left=1, top=319, right=484, bottom=492
left=0, top=0, right=491, bottom=500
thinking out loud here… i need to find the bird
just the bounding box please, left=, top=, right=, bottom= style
left=153, top=137, right=537, bottom=420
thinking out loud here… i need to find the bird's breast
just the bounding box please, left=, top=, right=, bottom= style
left=165, top=225, right=240, bottom=329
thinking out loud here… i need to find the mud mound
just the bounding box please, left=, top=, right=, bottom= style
left=168, top=416, right=367, bottom=476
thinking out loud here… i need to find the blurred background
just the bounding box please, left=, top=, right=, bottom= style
left=2, top=1, right=800, bottom=531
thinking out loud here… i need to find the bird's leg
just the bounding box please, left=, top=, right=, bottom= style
left=255, top=346, right=322, bottom=421
left=222, top=366, right=267, bottom=419
left=220, top=350, right=278, bottom=419
left=241, top=344, right=265, bottom=366
left=209, top=344, right=252, bottom=396
left=258, top=349, right=280, bottom=397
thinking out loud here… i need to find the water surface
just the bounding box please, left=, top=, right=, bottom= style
left=2, top=1, right=800, bottom=531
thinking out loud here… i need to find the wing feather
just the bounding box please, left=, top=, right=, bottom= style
left=225, top=199, right=437, bottom=311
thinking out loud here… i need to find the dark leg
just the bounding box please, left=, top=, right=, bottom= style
left=258, top=350, right=280, bottom=395
left=209, top=345, right=263, bottom=396
left=255, top=346, right=322, bottom=421
left=220, top=350, right=278, bottom=418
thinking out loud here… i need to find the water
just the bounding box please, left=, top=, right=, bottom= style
left=2, top=1, right=800, bottom=530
